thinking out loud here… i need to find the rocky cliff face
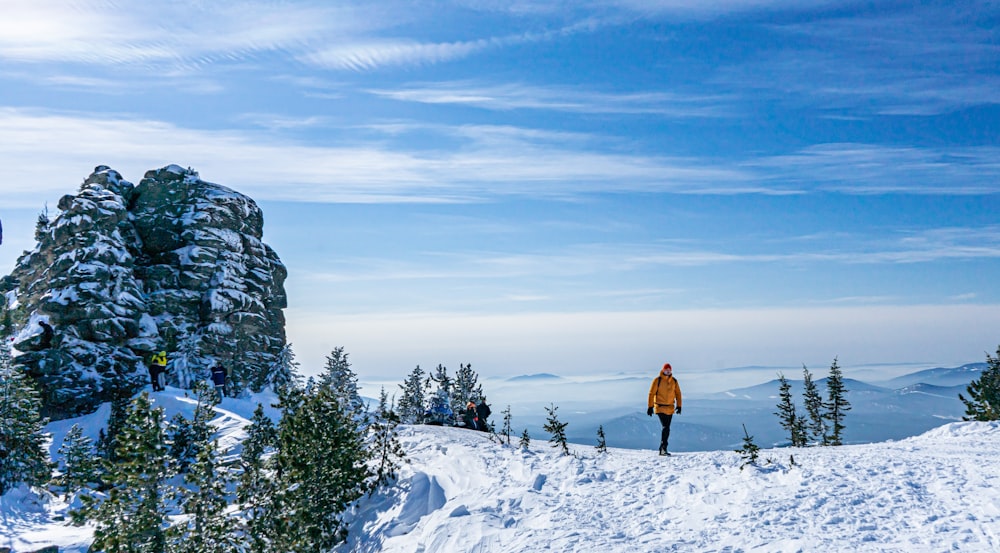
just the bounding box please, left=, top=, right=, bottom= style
left=1, top=165, right=287, bottom=419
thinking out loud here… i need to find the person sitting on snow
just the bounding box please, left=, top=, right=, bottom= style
left=463, top=401, right=479, bottom=430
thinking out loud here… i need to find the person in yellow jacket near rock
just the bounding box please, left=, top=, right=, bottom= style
left=647, top=362, right=682, bottom=456
left=149, top=350, right=168, bottom=392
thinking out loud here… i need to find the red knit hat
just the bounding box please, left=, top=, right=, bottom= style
left=662, top=363, right=672, bottom=372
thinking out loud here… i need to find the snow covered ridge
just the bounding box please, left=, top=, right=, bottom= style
left=0, top=165, right=288, bottom=420
left=4, top=385, right=998, bottom=553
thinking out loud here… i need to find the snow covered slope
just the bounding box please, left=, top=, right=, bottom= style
left=3, top=388, right=998, bottom=553
left=340, top=423, right=1000, bottom=552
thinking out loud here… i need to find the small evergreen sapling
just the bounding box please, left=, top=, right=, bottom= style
left=543, top=403, right=570, bottom=456
left=596, top=425, right=608, bottom=454
left=736, top=423, right=760, bottom=470
left=501, top=405, right=513, bottom=446
left=519, top=429, right=531, bottom=450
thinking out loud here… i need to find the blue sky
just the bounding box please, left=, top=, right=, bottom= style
left=1, top=0, right=998, bottom=382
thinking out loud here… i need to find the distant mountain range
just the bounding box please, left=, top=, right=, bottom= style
left=490, top=363, right=985, bottom=453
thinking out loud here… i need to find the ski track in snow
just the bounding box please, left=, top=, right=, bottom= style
left=341, top=423, right=1000, bottom=553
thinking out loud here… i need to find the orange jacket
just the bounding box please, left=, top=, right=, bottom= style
left=648, top=374, right=682, bottom=415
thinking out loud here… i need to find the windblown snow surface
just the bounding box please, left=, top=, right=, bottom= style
left=3, top=388, right=998, bottom=552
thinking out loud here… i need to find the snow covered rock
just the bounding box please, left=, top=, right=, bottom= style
left=1, top=165, right=287, bottom=419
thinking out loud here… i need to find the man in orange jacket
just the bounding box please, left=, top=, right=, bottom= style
left=647, top=363, right=682, bottom=456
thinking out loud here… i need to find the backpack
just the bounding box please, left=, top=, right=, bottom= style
left=479, top=403, right=491, bottom=418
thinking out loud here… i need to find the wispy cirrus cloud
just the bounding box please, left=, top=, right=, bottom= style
left=305, top=226, right=1000, bottom=290
left=752, top=144, right=1000, bottom=194
left=368, top=81, right=732, bottom=116
left=1, top=110, right=997, bottom=209
left=0, top=108, right=758, bottom=208
left=605, top=0, right=836, bottom=17
left=0, top=0, right=379, bottom=67
left=299, top=19, right=599, bottom=71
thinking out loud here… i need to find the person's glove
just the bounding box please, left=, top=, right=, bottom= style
left=675, top=407, right=682, bottom=415
left=646, top=407, right=653, bottom=416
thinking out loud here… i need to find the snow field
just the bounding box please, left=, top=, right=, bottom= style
left=340, top=422, right=1000, bottom=553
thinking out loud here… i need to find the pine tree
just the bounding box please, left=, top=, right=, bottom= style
left=271, top=385, right=372, bottom=552
left=0, top=346, right=52, bottom=494
left=0, top=306, right=14, bottom=339
left=98, top=384, right=132, bottom=464
left=167, top=382, right=218, bottom=474
left=54, top=424, right=100, bottom=499
left=397, top=365, right=427, bottom=424
left=319, top=346, right=365, bottom=415
left=543, top=403, right=570, bottom=456
left=369, top=387, right=406, bottom=491
left=596, top=425, right=608, bottom=454
left=452, top=363, right=484, bottom=416
left=82, top=392, right=171, bottom=553
left=167, top=439, right=239, bottom=553
left=736, top=423, right=760, bottom=470
left=170, top=333, right=205, bottom=391
left=34, top=206, right=50, bottom=242
left=256, top=343, right=300, bottom=394
left=801, top=365, right=826, bottom=445
left=426, top=364, right=454, bottom=425
left=519, top=429, right=531, bottom=450
left=775, top=372, right=806, bottom=447
left=237, top=404, right=278, bottom=553
left=501, top=405, right=513, bottom=446
left=960, top=345, right=1000, bottom=421
left=823, top=357, right=851, bottom=446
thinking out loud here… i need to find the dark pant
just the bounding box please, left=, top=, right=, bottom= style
left=149, top=367, right=165, bottom=391
left=657, top=413, right=673, bottom=449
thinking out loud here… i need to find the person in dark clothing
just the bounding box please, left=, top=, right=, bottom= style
left=475, top=401, right=491, bottom=432
left=210, top=363, right=227, bottom=399
left=463, top=401, right=479, bottom=430
left=149, top=350, right=167, bottom=392
left=38, top=321, right=53, bottom=348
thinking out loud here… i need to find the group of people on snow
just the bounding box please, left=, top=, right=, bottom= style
left=145, top=349, right=228, bottom=398
left=462, top=400, right=491, bottom=432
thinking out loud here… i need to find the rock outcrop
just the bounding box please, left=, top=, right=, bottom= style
left=1, top=165, right=287, bottom=419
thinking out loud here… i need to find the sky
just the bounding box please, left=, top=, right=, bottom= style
left=1, top=0, right=999, bottom=383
